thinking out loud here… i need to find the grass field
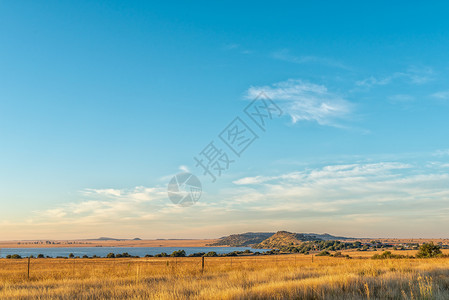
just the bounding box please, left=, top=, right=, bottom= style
left=1, top=253, right=449, bottom=299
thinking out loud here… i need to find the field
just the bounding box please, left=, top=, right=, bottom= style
left=1, top=252, right=449, bottom=299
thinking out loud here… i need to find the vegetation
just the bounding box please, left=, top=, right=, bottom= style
left=372, top=251, right=407, bottom=259
left=170, top=250, right=186, bottom=257
left=212, top=231, right=350, bottom=247
left=210, top=232, right=275, bottom=247
left=1, top=254, right=449, bottom=298
left=254, top=231, right=318, bottom=249
left=416, top=242, right=442, bottom=258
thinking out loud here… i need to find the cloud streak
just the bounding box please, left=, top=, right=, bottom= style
left=356, top=67, right=434, bottom=88
left=246, top=79, right=353, bottom=127
left=272, top=49, right=349, bottom=69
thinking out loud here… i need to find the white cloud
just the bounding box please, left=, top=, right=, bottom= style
left=179, top=165, right=190, bottom=172
left=229, top=161, right=449, bottom=218
left=37, top=186, right=167, bottom=225
left=246, top=79, right=353, bottom=127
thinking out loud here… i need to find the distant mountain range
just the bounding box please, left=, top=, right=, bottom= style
left=210, top=231, right=351, bottom=248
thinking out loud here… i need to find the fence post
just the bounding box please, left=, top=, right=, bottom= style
left=27, top=257, right=30, bottom=279
left=201, top=256, right=204, bottom=274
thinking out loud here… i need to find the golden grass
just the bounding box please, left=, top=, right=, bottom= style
left=1, top=254, right=449, bottom=299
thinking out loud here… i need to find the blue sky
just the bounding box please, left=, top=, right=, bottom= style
left=1, top=1, right=449, bottom=239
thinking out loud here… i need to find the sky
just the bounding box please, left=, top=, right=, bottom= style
left=1, top=1, right=449, bottom=240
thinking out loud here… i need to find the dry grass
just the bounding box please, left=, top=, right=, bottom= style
left=1, top=254, right=449, bottom=299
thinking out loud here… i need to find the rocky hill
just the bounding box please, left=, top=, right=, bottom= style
left=254, top=231, right=320, bottom=249
left=211, top=231, right=351, bottom=248
left=209, top=232, right=275, bottom=247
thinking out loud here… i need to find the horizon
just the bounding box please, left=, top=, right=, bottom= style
left=1, top=1, right=449, bottom=240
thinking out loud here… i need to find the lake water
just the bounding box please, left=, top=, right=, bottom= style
left=0, top=246, right=253, bottom=258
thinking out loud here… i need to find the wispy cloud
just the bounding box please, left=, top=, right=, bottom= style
left=272, top=49, right=349, bottom=69
left=433, top=149, right=449, bottom=157
left=356, top=67, right=434, bottom=88
left=431, top=91, right=449, bottom=100
left=223, top=43, right=253, bottom=54
left=388, top=94, right=415, bottom=103
left=5, top=158, right=449, bottom=239
left=246, top=79, right=353, bottom=127
left=228, top=161, right=449, bottom=232
left=38, top=186, right=167, bottom=225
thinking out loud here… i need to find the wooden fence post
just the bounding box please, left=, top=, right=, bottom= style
left=27, top=257, right=30, bottom=279
left=201, top=256, right=204, bottom=274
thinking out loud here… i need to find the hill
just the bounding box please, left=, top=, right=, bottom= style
left=254, top=231, right=320, bottom=249
left=211, top=231, right=351, bottom=248
left=209, top=232, right=275, bottom=247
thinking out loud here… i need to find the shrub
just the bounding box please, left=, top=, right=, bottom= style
left=204, top=251, right=218, bottom=257
left=170, top=250, right=186, bottom=257
left=189, top=252, right=205, bottom=257
left=372, top=251, right=406, bottom=259
left=106, top=253, right=115, bottom=258
left=37, top=254, right=45, bottom=258
left=115, top=252, right=131, bottom=258
left=316, top=251, right=330, bottom=256
left=416, top=243, right=442, bottom=258
left=155, top=252, right=168, bottom=257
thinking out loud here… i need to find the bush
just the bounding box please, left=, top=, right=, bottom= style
left=416, top=243, right=442, bottom=258
left=170, top=250, right=186, bottom=257
left=37, top=254, right=45, bottom=258
left=372, top=251, right=406, bottom=259
left=68, top=253, right=74, bottom=258
left=203, top=251, right=218, bottom=257
left=115, top=252, right=131, bottom=258
left=189, top=252, right=205, bottom=257
left=106, top=253, right=115, bottom=258
left=316, top=251, right=330, bottom=256
left=155, top=252, right=168, bottom=257
left=6, top=254, right=22, bottom=259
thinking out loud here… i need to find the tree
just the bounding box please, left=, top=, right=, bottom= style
left=170, top=250, right=186, bottom=257
left=68, top=253, right=74, bottom=258
left=203, top=251, right=218, bottom=257
left=106, top=253, right=115, bottom=258
left=416, top=243, right=442, bottom=258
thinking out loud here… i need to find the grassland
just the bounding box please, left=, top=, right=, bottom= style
left=2, top=252, right=449, bottom=299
